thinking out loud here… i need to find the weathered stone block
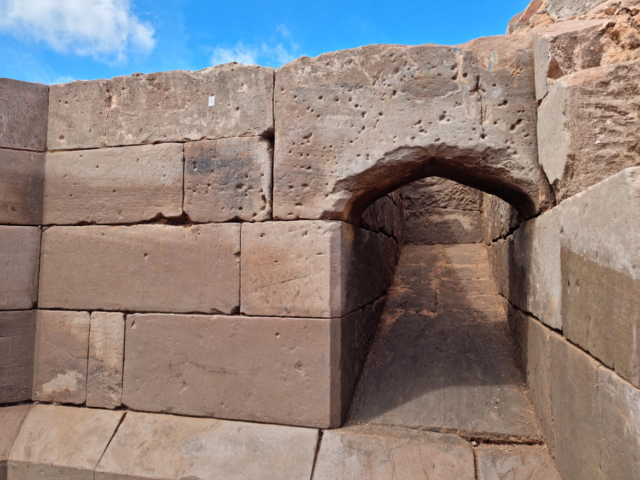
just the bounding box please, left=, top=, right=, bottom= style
left=8, top=405, right=123, bottom=480
left=598, top=367, right=640, bottom=480
left=39, top=224, right=240, bottom=314
left=87, top=312, right=124, bottom=409
left=0, top=311, right=36, bottom=404
left=476, top=445, right=563, bottom=480
left=184, top=136, right=272, bottom=222
left=488, top=238, right=510, bottom=299
left=313, top=425, right=475, bottom=480
left=33, top=310, right=90, bottom=404
left=360, top=190, right=405, bottom=241
left=122, top=311, right=378, bottom=428
left=0, top=149, right=44, bottom=225
left=539, top=62, right=640, bottom=202
left=43, top=144, right=184, bottom=225
left=405, top=208, right=483, bottom=244
left=549, top=333, right=602, bottom=480
left=560, top=167, right=640, bottom=387
left=241, top=221, right=397, bottom=318
left=0, top=226, right=40, bottom=310
left=95, top=411, right=318, bottom=480
left=0, top=405, right=31, bottom=480
left=405, top=177, right=483, bottom=211
left=482, top=193, right=520, bottom=244
left=0, top=79, right=48, bottom=151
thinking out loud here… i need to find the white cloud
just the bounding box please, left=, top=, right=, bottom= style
left=210, top=25, right=301, bottom=67
left=0, top=0, right=155, bottom=62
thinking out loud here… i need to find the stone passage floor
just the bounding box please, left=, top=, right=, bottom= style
left=349, top=244, right=541, bottom=441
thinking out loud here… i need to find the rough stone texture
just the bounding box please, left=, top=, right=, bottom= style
left=48, top=66, right=274, bottom=150
left=0, top=226, right=40, bottom=310
left=533, top=19, right=611, bottom=101
left=87, top=312, right=124, bottom=409
left=482, top=193, right=521, bottom=244
left=487, top=238, right=510, bottom=299
left=549, top=333, right=603, bottom=480
left=122, top=313, right=364, bottom=428
left=350, top=245, right=541, bottom=441
left=39, top=224, right=240, bottom=314
left=241, top=221, right=398, bottom=318
left=33, top=310, right=90, bottom=405
left=559, top=167, right=640, bottom=387
left=313, top=425, right=475, bottom=480
left=8, top=405, right=123, bottom=480
left=538, top=61, right=640, bottom=202
left=360, top=189, right=405, bottom=240
left=95, top=411, right=318, bottom=480
left=43, top=144, right=184, bottom=225
left=0, top=149, right=44, bottom=225
left=598, top=367, right=640, bottom=480
left=476, top=445, right=562, bottom=480
left=0, top=79, right=48, bottom=152
left=0, top=405, right=31, bottom=480
left=509, top=208, right=562, bottom=329
left=274, top=38, right=552, bottom=222
left=184, top=136, right=272, bottom=222
left=0, top=311, right=36, bottom=404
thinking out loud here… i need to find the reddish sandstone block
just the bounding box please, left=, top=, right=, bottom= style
left=0, top=405, right=31, bottom=479
left=87, top=312, right=124, bottom=409
left=0, top=311, right=36, bottom=403
left=0, top=149, right=44, bottom=225
left=0, top=79, right=48, bottom=151
left=0, top=226, right=40, bottom=310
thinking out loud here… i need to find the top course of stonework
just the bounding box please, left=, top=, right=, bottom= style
left=47, top=64, right=275, bottom=151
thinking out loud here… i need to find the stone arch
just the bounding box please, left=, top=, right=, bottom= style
left=274, top=36, right=554, bottom=223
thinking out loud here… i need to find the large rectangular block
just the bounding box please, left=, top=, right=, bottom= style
left=184, top=137, right=272, bottom=222
left=0, top=405, right=31, bottom=480
left=476, top=445, right=562, bottom=480
left=360, top=190, right=405, bottom=241
left=0, top=79, right=48, bottom=151
left=39, top=224, right=240, bottom=314
left=241, top=221, right=398, bottom=318
left=405, top=208, right=483, bottom=245
left=0, top=149, right=44, bottom=225
left=122, top=312, right=368, bottom=428
left=482, top=192, right=520, bottom=244
left=87, top=312, right=124, bottom=409
left=33, top=310, right=90, bottom=404
left=48, top=66, right=274, bottom=150
left=560, top=167, right=640, bottom=387
left=0, top=226, right=40, bottom=310
left=598, top=367, right=640, bottom=480
left=8, top=405, right=123, bottom=480
left=43, top=144, right=184, bottom=225
left=539, top=61, right=640, bottom=202
left=549, top=333, right=602, bottom=480
left=95, top=411, right=318, bottom=480
left=0, top=311, right=36, bottom=404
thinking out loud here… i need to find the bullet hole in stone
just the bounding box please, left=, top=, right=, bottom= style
left=275, top=333, right=280, bottom=338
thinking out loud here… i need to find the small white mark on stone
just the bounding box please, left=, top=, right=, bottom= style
left=208, top=96, right=216, bottom=107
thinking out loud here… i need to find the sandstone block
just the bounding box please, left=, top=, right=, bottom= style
left=0, top=311, right=36, bottom=404
left=559, top=167, right=640, bottom=387
left=0, top=405, right=31, bottom=480
left=539, top=62, right=640, bottom=202
left=241, top=221, right=397, bottom=318
left=359, top=190, right=405, bottom=240
left=482, top=193, right=520, bottom=244
left=87, top=312, right=124, bottom=409
left=404, top=208, right=483, bottom=244
left=33, top=310, right=90, bottom=404
left=122, top=312, right=372, bottom=428
left=95, top=411, right=318, bottom=480
left=546, top=0, right=609, bottom=20
left=39, top=224, right=240, bottom=314
left=43, top=144, right=184, bottom=225
left=476, top=445, right=563, bottom=480
left=488, top=238, right=510, bottom=299
left=0, top=149, right=44, bottom=225
left=549, top=333, right=602, bottom=480
left=0, top=79, right=48, bottom=151
left=8, top=405, right=123, bottom=480
left=313, top=425, right=475, bottom=480
left=184, top=136, right=272, bottom=222
left=0, top=226, right=40, bottom=310
left=405, top=177, right=483, bottom=211
left=598, top=367, right=640, bottom=480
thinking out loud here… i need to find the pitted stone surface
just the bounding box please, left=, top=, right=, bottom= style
left=313, top=425, right=475, bottom=480
left=0, top=149, right=44, bottom=225
left=184, top=136, right=272, bottom=222
left=33, top=310, right=90, bottom=404
left=360, top=190, right=405, bottom=240
left=43, top=144, right=184, bottom=225
left=0, top=79, right=48, bottom=151
left=274, top=38, right=552, bottom=222
left=0, top=311, right=36, bottom=404
left=8, top=405, right=123, bottom=480
left=95, top=411, right=318, bottom=480
left=87, top=312, right=124, bottom=409
left=39, top=224, right=240, bottom=314
left=476, top=445, right=562, bottom=480
left=0, top=226, right=41, bottom=310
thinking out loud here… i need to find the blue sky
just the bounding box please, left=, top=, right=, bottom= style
left=0, top=0, right=531, bottom=85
